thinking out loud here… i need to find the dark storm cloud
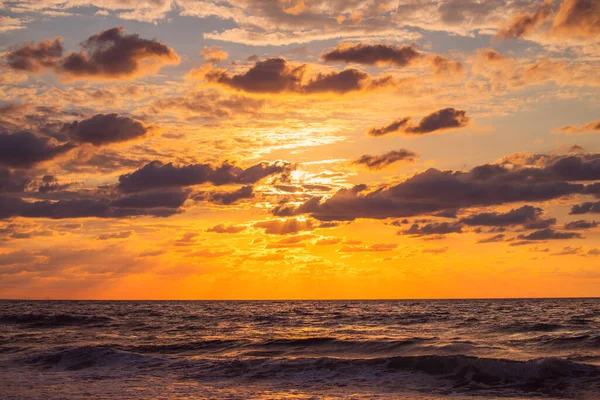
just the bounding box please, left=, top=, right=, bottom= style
left=274, top=153, right=600, bottom=221
left=4, top=27, right=179, bottom=79
left=353, top=149, right=418, bottom=170
left=206, top=57, right=390, bottom=94
left=0, top=131, right=75, bottom=168
left=477, top=234, right=506, bottom=243
left=367, top=108, right=469, bottom=137
left=4, top=38, right=64, bottom=72
left=399, top=222, right=463, bottom=236
left=63, top=114, right=153, bottom=146
left=118, top=160, right=293, bottom=192
left=321, top=43, right=422, bottom=67
left=516, top=228, right=583, bottom=241
left=570, top=200, right=600, bottom=214
left=460, top=205, right=544, bottom=227
left=564, top=220, right=598, bottom=230
left=497, top=0, right=553, bottom=39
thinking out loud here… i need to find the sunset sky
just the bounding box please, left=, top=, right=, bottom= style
left=0, top=0, right=599, bottom=299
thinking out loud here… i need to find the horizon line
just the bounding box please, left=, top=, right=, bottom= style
left=1, top=296, right=599, bottom=301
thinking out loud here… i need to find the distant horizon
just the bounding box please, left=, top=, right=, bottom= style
left=1, top=0, right=599, bottom=299
left=2, top=296, right=599, bottom=301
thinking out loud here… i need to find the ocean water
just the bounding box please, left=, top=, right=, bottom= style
left=0, top=299, right=599, bottom=399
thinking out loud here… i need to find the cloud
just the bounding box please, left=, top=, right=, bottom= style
left=422, top=246, right=448, bottom=254
left=0, top=168, right=33, bottom=193
left=367, top=118, right=411, bottom=137
left=5, top=27, right=179, bottom=80
left=553, top=0, right=600, bottom=39
left=275, top=153, right=600, bottom=221
left=253, top=218, right=316, bottom=235
left=118, top=160, right=293, bottom=192
left=554, top=120, right=600, bottom=134
left=206, top=224, right=247, bottom=234
left=460, top=205, right=544, bottom=227
left=353, top=149, right=418, bottom=170
left=38, top=175, right=75, bottom=193
left=367, top=108, right=470, bottom=136
left=517, top=228, right=583, bottom=241
left=63, top=114, right=155, bottom=146
left=4, top=38, right=64, bottom=72
left=322, top=43, right=422, bottom=67
left=564, top=220, right=598, bottom=230
left=497, top=0, right=553, bottom=39
left=399, top=222, right=463, bottom=236
left=97, top=230, right=133, bottom=240
left=0, top=189, right=189, bottom=220
left=0, top=131, right=75, bottom=168
left=201, top=46, right=229, bottom=62
left=315, top=237, right=343, bottom=245
left=200, top=185, right=254, bottom=205
left=570, top=200, right=600, bottom=215
left=339, top=243, right=398, bottom=252
left=477, top=234, right=506, bottom=243
left=206, top=57, right=393, bottom=94
left=322, top=43, right=463, bottom=77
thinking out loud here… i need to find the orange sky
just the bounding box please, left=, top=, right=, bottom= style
left=0, top=0, right=599, bottom=299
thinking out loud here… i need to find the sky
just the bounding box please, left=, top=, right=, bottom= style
left=0, top=0, right=599, bottom=299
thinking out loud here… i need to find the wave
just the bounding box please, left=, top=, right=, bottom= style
left=15, top=346, right=600, bottom=395
left=0, top=313, right=112, bottom=327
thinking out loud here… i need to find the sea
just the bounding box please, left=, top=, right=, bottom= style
left=0, top=299, right=599, bottom=399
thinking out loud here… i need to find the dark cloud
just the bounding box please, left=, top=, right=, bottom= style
left=0, top=168, right=32, bottom=192
left=4, top=38, right=64, bottom=72
left=275, top=153, right=600, bottom=221
left=497, top=1, right=553, bottom=39
left=64, top=114, right=153, bottom=146
left=322, top=43, right=422, bottom=67
left=367, top=108, right=469, bottom=137
left=0, top=131, right=75, bottom=168
left=367, top=118, right=411, bottom=137
left=399, top=222, right=463, bottom=236
left=477, top=234, right=506, bottom=243
left=5, top=27, right=179, bottom=80
left=118, top=160, right=293, bottom=192
left=523, top=218, right=557, bottom=230
left=200, top=185, right=254, bottom=205
left=207, top=224, right=247, bottom=234
left=564, top=220, right=598, bottom=230
left=570, top=200, right=600, bottom=214
left=353, top=149, right=418, bottom=170
left=517, top=228, right=583, bottom=241
left=460, top=205, right=544, bottom=227
left=0, top=189, right=188, bottom=220
left=206, top=57, right=391, bottom=94
left=553, top=0, right=600, bottom=38
left=38, top=175, right=75, bottom=193
left=60, top=27, right=179, bottom=79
